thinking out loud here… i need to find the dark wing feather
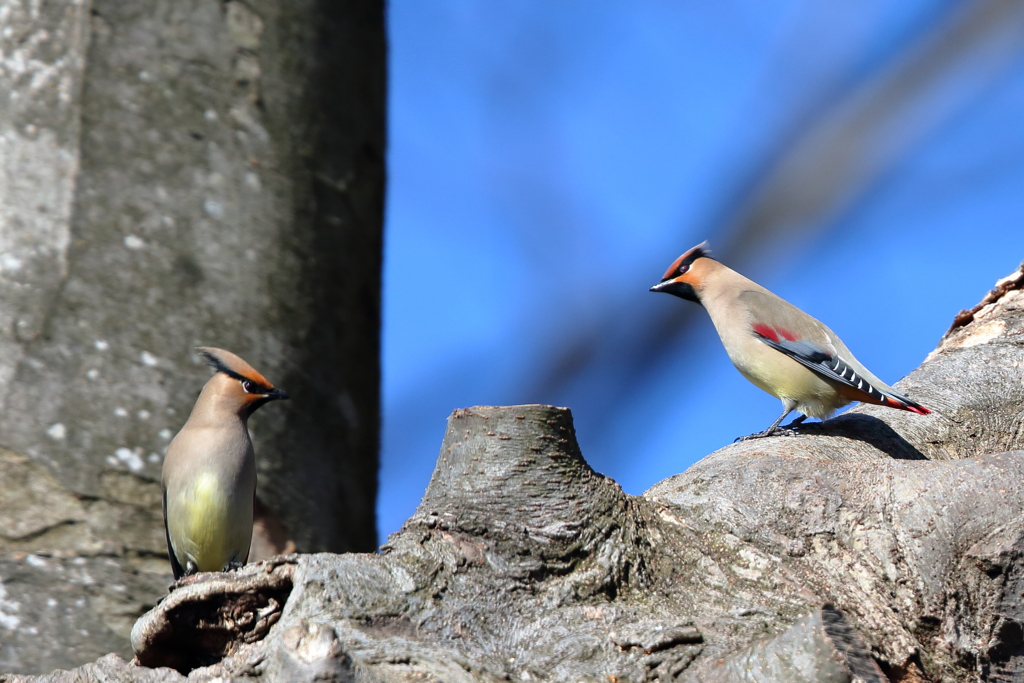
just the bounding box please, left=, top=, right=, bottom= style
left=754, top=334, right=892, bottom=403
left=162, top=488, right=185, bottom=580
left=243, top=489, right=255, bottom=565
left=756, top=333, right=929, bottom=413
left=742, top=289, right=930, bottom=414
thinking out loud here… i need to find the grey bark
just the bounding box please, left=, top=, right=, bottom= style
left=700, top=607, right=884, bottom=683
left=0, top=0, right=384, bottom=673
left=6, top=262, right=1023, bottom=682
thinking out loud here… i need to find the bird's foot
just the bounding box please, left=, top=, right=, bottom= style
left=735, top=429, right=783, bottom=442
left=225, top=560, right=245, bottom=572
left=734, top=424, right=805, bottom=442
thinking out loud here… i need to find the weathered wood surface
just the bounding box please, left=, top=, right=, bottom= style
left=4, top=265, right=1023, bottom=682
left=0, top=258, right=1010, bottom=681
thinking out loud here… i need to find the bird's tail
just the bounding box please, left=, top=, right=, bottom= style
left=880, top=391, right=930, bottom=415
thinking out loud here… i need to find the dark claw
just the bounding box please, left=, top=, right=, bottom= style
left=735, top=428, right=782, bottom=442
left=734, top=424, right=804, bottom=442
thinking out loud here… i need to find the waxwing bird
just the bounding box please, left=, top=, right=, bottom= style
left=650, top=243, right=929, bottom=440
left=162, top=347, right=288, bottom=579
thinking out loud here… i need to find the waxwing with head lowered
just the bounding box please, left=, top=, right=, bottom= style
left=650, top=243, right=929, bottom=440
left=161, top=347, right=288, bottom=579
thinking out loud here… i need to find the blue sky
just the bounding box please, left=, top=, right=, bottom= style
left=380, top=1, right=1024, bottom=541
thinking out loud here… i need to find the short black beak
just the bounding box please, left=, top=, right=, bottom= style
left=267, top=387, right=290, bottom=401
left=649, top=280, right=672, bottom=293
left=649, top=279, right=684, bottom=295
left=649, top=279, right=700, bottom=303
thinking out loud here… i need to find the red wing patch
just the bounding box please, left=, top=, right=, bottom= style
left=776, top=327, right=798, bottom=341
left=751, top=324, right=798, bottom=342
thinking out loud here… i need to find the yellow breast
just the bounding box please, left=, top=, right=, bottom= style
left=171, top=472, right=252, bottom=573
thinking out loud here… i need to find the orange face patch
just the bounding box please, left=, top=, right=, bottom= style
left=659, top=242, right=710, bottom=281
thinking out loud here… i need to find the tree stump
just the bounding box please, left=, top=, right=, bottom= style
left=7, top=265, right=1024, bottom=682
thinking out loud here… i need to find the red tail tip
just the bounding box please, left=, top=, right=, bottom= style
left=883, top=397, right=930, bottom=414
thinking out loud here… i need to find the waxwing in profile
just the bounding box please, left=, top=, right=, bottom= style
left=650, top=243, right=929, bottom=439
left=161, top=347, right=288, bottom=579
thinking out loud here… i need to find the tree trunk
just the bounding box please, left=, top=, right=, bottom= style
left=0, top=0, right=384, bottom=673
left=12, top=261, right=1020, bottom=682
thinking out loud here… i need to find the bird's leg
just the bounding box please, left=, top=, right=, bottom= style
left=735, top=408, right=800, bottom=442
left=782, top=414, right=808, bottom=430
left=225, top=559, right=245, bottom=572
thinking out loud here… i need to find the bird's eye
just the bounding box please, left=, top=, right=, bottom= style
left=677, top=264, right=689, bottom=276
left=242, top=380, right=261, bottom=394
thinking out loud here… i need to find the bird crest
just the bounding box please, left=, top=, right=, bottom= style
left=197, top=347, right=274, bottom=391
left=660, top=241, right=712, bottom=281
